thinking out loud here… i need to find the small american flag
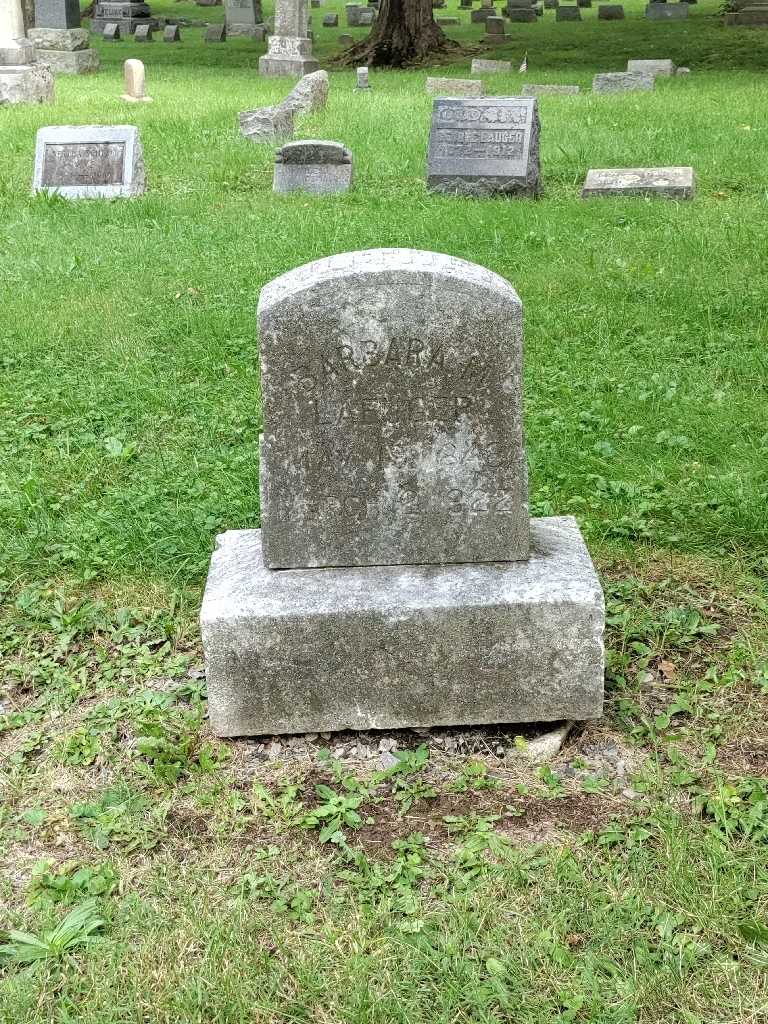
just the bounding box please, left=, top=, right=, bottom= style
left=519, top=51, right=528, bottom=73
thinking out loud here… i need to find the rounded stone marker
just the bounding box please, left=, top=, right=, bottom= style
left=121, top=58, right=152, bottom=102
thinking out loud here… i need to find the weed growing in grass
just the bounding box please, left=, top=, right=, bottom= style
left=27, top=862, right=119, bottom=906
left=0, top=900, right=105, bottom=970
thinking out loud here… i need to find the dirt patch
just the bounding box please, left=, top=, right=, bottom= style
left=715, top=740, right=768, bottom=778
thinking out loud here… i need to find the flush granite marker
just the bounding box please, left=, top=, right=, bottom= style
left=32, top=124, right=145, bottom=198
left=581, top=166, right=694, bottom=198
left=201, top=248, right=604, bottom=737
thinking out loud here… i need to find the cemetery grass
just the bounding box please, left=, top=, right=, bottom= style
left=2, top=4, right=768, bottom=1020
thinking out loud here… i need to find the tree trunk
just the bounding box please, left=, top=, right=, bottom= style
left=340, top=0, right=458, bottom=68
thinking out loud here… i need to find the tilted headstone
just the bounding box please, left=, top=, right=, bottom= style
left=626, top=58, right=675, bottom=76
left=426, top=77, right=484, bottom=97
left=355, top=65, right=369, bottom=89
left=280, top=69, right=329, bottom=115
left=201, top=248, right=605, bottom=737
left=103, top=22, right=121, bottom=39
left=598, top=4, right=625, bottom=16
left=725, top=1, right=768, bottom=25
left=121, top=57, right=152, bottom=101
left=581, top=166, right=694, bottom=199
left=322, top=12, right=338, bottom=24
left=91, top=2, right=153, bottom=36
left=163, top=23, right=181, bottom=39
left=32, top=125, right=145, bottom=199
left=426, top=96, right=541, bottom=197
left=225, top=0, right=264, bottom=37
left=273, top=139, right=353, bottom=195
left=646, top=1, right=688, bottom=15
left=593, top=71, right=654, bottom=92
left=259, top=0, right=318, bottom=75
left=240, top=104, right=294, bottom=142
left=522, top=83, right=580, bottom=95
left=134, top=22, right=153, bottom=39
left=471, top=58, right=511, bottom=73
left=205, top=23, right=226, bottom=40
left=29, top=1, right=100, bottom=75
left=555, top=4, right=581, bottom=16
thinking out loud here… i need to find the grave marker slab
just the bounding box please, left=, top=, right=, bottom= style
left=581, top=166, right=694, bottom=198
left=355, top=65, right=369, bottom=88
left=273, top=139, right=353, bottom=195
left=163, top=23, right=181, bottom=39
left=426, top=96, right=541, bottom=197
left=205, top=23, right=226, bottom=40
left=121, top=57, right=152, bottom=100
left=29, top=24, right=100, bottom=73
left=338, top=32, right=353, bottom=42
left=134, top=22, right=153, bottom=39
left=225, top=0, right=263, bottom=35
left=556, top=4, right=581, bottom=16
left=522, top=83, right=580, bottom=95
left=425, top=77, right=484, bottom=96
left=598, top=4, right=624, bottom=15
left=35, top=0, right=81, bottom=27
left=322, top=13, right=338, bottom=24
left=593, top=70, right=654, bottom=92
left=646, top=1, right=688, bottom=15
left=91, top=1, right=153, bottom=36
left=103, top=22, right=121, bottom=39
left=626, top=58, right=675, bottom=76
left=33, top=125, right=145, bottom=199
left=471, top=58, right=512, bottom=72
left=507, top=5, right=537, bottom=18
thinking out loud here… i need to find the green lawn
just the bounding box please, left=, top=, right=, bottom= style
left=1, top=4, right=768, bottom=1022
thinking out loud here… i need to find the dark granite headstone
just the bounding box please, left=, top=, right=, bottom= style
left=556, top=4, right=581, bottom=17
left=163, top=23, right=181, bottom=39
left=323, top=13, right=339, bottom=24
left=35, top=0, right=81, bottom=28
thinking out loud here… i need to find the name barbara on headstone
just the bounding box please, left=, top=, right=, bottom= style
left=426, top=96, right=541, bottom=197
left=258, top=249, right=529, bottom=568
left=32, top=125, right=145, bottom=199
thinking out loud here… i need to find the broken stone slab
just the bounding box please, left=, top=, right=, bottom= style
left=592, top=71, right=654, bottom=92
left=279, top=68, right=329, bottom=115
left=0, top=64, right=55, bottom=105
left=626, top=58, right=675, bottom=76
left=522, top=83, right=580, bottom=95
left=28, top=26, right=89, bottom=49
left=239, top=103, right=294, bottom=142
left=201, top=518, right=605, bottom=737
left=273, top=138, right=353, bottom=194
left=425, top=76, right=484, bottom=96
left=471, top=57, right=512, bottom=72
left=581, top=166, right=695, bottom=199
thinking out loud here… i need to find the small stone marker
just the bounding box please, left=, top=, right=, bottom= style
left=522, top=83, right=580, bottom=95
left=471, top=58, right=511, bottom=73
left=163, top=23, right=181, bottom=40
left=577, top=0, right=591, bottom=7
left=205, top=23, right=227, bottom=41
left=593, top=71, right=654, bottom=93
left=345, top=2, right=363, bottom=23
left=357, top=7, right=375, bottom=22
left=224, top=0, right=264, bottom=37
left=355, top=66, right=369, bottom=89
left=322, top=12, right=338, bottom=24
left=134, top=23, right=153, bottom=40
left=273, top=139, right=353, bottom=195
left=626, top=58, right=675, bottom=77
left=200, top=248, right=605, bottom=737
left=103, top=22, right=121, bottom=39
left=425, top=77, right=484, bottom=97
left=555, top=3, right=581, bottom=16
left=485, top=15, right=506, bottom=35
left=646, top=2, right=688, bottom=16
left=598, top=4, right=624, bottom=15
left=427, top=96, right=540, bottom=197
left=33, top=124, right=145, bottom=199
left=121, top=58, right=152, bottom=101
left=470, top=4, right=496, bottom=21
left=581, top=166, right=694, bottom=199
left=437, top=15, right=461, bottom=22
left=544, top=0, right=559, bottom=7
left=338, top=32, right=353, bottom=43
left=507, top=5, right=537, bottom=19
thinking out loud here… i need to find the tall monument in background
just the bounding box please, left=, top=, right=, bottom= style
left=259, top=0, right=318, bottom=76
left=0, top=0, right=54, bottom=104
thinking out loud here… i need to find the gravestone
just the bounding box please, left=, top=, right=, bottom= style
left=355, top=65, right=369, bottom=88
left=646, top=2, right=688, bottom=15
left=91, top=2, right=153, bottom=36
left=225, top=0, right=264, bottom=37
left=30, top=0, right=100, bottom=73
left=134, top=22, right=153, bottom=39
left=426, top=96, right=541, bottom=197
left=259, top=0, right=318, bottom=75
left=437, top=15, right=460, bottom=22
left=345, top=3, right=364, bottom=23
left=556, top=4, right=581, bottom=17
left=240, top=104, right=294, bottom=142
left=323, top=13, right=338, bottom=24
left=626, top=58, right=675, bottom=76
left=522, top=83, right=580, bottom=95
left=103, top=22, right=121, bottom=39
left=163, top=23, right=181, bottom=39
left=0, top=0, right=55, bottom=104
left=577, top=0, right=591, bottom=7
left=32, top=125, right=145, bottom=198
left=725, top=0, right=768, bottom=25
left=470, top=4, right=497, bottom=21
left=357, top=7, right=375, bottom=23
left=280, top=69, right=329, bottom=115
left=581, top=166, right=694, bottom=198
left=200, top=248, right=605, bottom=737
left=273, top=139, right=353, bottom=194
left=121, top=57, right=152, bottom=101
left=544, top=0, right=559, bottom=7
left=485, top=15, right=506, bottom=34
left=507, top=4, right=537, bottom=19
left=426, top=77, right=484, bottom=96
left=471, top=58, right=512, bottom=72
left=593, top=71, right=654, bottom=92
left=205, top=23, right=226, bottom=40
left=598, top=4, right=624, bottom=16
left=338, top=32, right=353, bottom=42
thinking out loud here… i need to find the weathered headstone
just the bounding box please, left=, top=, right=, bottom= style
left=597, top=4, right=624, bottom=16
left=357, top=7, right=375, bottom=23
left=426, top=96, right=541, bottom=197
left=485, top=15, right=506, bottom=34
left=240, top=104, right=294, bottom=142
left=522, top=83, right=580, bottom=95
left=134, top=22, right=153, bottom=39
left=30, top=1, right=100, bottom=74
left=544, top=0, right=559, bottom=7
left=646, top=1, right=688, bottom=16
left=338, top=32, right=353, bottom=42
left=355, top=65, right=369, bottom=88
left=345, top=3, right=364, bottom=23
left=470, top=3, right=497, bottom=21
left=91, top=1, right=153, bottom=36
left=437, top=15, right=461, bottom=23
left=593, top=71, right=654, bottom=92
left=201, top=248, right=605, bottom=737
left=556, top=4, right=581, bottom=17
left=322, top=12, right=338, bottom=24
left=33, top=125, right=145, bottom=198
left=205, top=23, right=227, bottom=41
left=225, top=0, right=264, bottom=37
left=259, top=0, right=318, bottom=75
left=103, top=21, right=121, bottom=39
left=626, top=58, right=675, bottom=76
left=280, top=68, right=329, bottom=115
left=426, top=77, right=484, bottom=97
left=725, top=0, right=768, bottom=25
left=581, top=166, right=694, bottom=199
left=163, top=23, right=181, bottom=40
left=471, top=58, right=512, bottom=72
left=0, top=0, right=55, bottom=104
left=273, top=139, right=353, bottom=194
left=121, top=57, right=152, bottom=101
left=507, top=4, right=537, bottom=19
left=577, top=0, right=591, bottom=7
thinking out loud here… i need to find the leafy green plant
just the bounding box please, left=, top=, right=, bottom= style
left=0, top=899, right=105, bottom=969
left=70, top=788, right=160, bottom=852
left=28, top=861, right=118, bottom=905
left=299, top=784, right=366, bottom=843
left=450, top=759, right=501, bottom=794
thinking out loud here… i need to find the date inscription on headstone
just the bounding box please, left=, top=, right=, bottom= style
left=41, top=142, right=125, bottom=187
